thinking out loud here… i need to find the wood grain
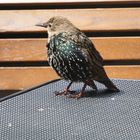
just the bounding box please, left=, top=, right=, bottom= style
left=0, top=39, right=47, bottom=62
left=0, top=8, right=140, bottom=32
left=0, top=37, right=140, bottom=62
left=0, top=67, right=59, bottom=90
left=105, top=66, right=140, bottom=79
left=0, top=66, right=139, bottom=90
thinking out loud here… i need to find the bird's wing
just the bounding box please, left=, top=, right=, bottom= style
left=64, top=32, right=104, bottom=68
left=79, top=33, right=104, bottom=68
left=54, top=32, right=103, bottom=68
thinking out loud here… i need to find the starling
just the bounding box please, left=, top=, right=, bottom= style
left=36, top=16, right=119, bottom=99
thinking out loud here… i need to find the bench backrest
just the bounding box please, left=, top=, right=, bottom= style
left=0, top=0, right=140, bottom=93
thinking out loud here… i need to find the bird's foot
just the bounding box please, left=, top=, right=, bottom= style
left=68, top=92, right=83, bottom=99
left=55, top=89, right=72, bottom=96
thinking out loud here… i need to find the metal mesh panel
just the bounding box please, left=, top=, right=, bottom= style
left=0, top=79, right=140, bottom=140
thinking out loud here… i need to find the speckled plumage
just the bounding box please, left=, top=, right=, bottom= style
left=36, top=16, right=119, bottom=99
left=48, top=32, right=96, bottom=82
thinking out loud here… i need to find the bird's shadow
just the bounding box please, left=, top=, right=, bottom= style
left=69, top=89, right=124, bottom=98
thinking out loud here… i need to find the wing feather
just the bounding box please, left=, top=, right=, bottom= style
left=53, top=32, right=104, bottom=68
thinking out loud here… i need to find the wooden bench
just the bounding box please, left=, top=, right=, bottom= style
left=0, top=0, right=140, bottom=97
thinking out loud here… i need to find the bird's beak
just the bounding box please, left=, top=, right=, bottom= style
left=35, top=22, right=48, bottom=28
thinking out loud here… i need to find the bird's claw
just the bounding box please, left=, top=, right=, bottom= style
left=55, top=89, right=72, bottom=96
left=68, top=92, right=83, bottom=99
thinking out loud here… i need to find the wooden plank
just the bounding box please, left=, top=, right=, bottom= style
left=0, top=66, right=139, bottom=90
left=0, top=37, right=140, bottom=61
left=93, top=37, right=140, bottom=60
left=0, top=67, right=59, bottom=90
left=0, top=39, right=47, bottom=62
left=105, top=66, right=140, bottom=79
left=0, top=0, right=140, bottom=4
left=0, top=8, right=140, bottom=33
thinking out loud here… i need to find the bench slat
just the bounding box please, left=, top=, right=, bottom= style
left=0, top=37, right=140, bottom=61
left=0, top=66, right=139, bottom=90
left=0, top=67, right=58, bottom=90
left=0, top=8, right=140, bottom=32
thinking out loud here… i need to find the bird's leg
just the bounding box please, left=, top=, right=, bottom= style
left=68, top=83, right=87, bottom=99
left=55, top=82, right=73, bottom=96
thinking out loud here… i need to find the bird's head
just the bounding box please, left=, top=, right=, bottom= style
left=36, top=16, right=77, bottom=37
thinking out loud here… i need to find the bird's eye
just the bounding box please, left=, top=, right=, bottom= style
left=48, top=24, right=52, bottom=28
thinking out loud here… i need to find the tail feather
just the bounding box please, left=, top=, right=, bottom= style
left=102, top=79, right=120, bottom=92
left=95, top=66, right=120, bottom=92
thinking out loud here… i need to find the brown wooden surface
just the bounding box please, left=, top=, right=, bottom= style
left=0, top=39, right=47, bottom=62
left=0, top=8, right=140, bottom=33
left=105, top=66, right=140, bottom=79
left=0, top=67, right=59, bottom=90
left=0, top=0, right=140, bottom=96
left=0, top=37, right=140, bottom=62
left=0, top=66, right=139, bottom=90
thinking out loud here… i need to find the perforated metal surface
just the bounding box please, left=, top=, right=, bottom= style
left=0, top=79, right=140, bottom=140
